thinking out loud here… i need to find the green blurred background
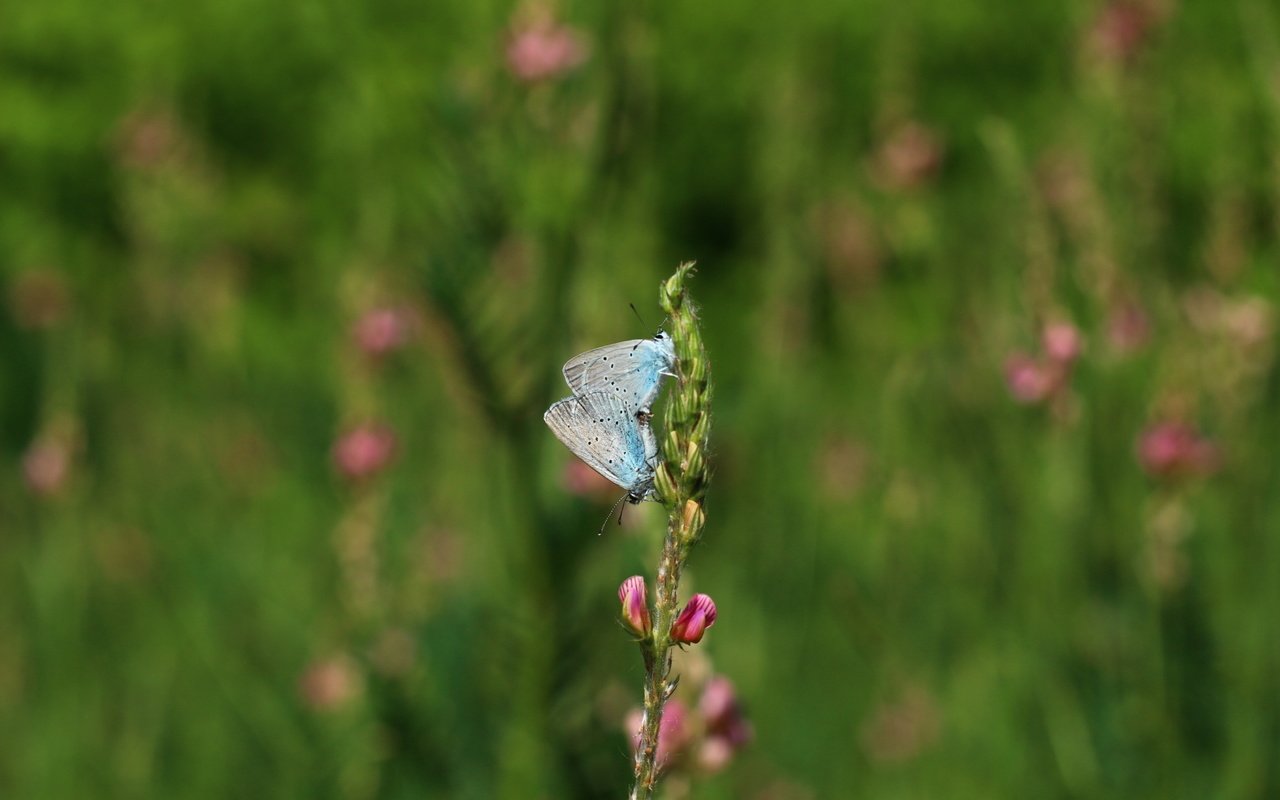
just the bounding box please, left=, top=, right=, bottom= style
left=4, top=0, right=1280, bottom=797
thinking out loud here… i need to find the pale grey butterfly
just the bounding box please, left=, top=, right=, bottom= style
left=544, top=390, right=659, bottom=505
left=561, top=331, right=677, bottom=414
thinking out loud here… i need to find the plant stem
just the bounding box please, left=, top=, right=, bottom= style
left=631, top=534, right=683, bottom=798
left=629, top=263, right=711, bottom=799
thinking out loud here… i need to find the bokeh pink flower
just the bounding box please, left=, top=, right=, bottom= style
left=506, top=12, right=588, bottom=83
left=1005, top=320, right=1085, bottom=404
left=562, top=458, right=615, bottom=497
left=1137, top=422, right=1220, bottom=480
left=859, top=683, right=941, bottom=765
left=353, top=307, right=411, bottom=358
left=298, top=654, right=361, bottom=711
left=333, top=424, right=397, bottom=481
left=1042, top=321, right=1083, bottom=365
left=23, top=438, right=71, bottom=497
left=697, top=676, right=753, bottom=773
left=8, top=270, right=70, bottom=331
left=627, top=699, right=690, bottom=767
left=1108, top=301, right=1151, bottom=353
left=872, top=122, right=945, bottom=191
left=114, top=106, right=185, bottom=171
left=1088, top=1, right=1160, bottom=64
left=1004, top=354, right=1055, bottom=404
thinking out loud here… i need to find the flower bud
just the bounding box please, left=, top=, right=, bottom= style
left=618, top=575, right=652, bottom=637
left=655, top=462, right=678, bottom=504
left=671, top=593, right=717, bottom=644
left=681, top=500, right=704, bottom=532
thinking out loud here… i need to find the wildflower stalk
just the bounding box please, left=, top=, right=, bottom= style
left=630, top=262, right=712, bottom=799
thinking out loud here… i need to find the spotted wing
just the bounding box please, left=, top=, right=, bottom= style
left=544, top=392, right=655, bottom=495
left=562, top=337, right=676, bottom=411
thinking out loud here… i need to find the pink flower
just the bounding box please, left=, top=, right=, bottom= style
left=332, top=424, right=397, bottom=481
left=298, top=655, right=361, bottom=711
left=859, top=684, right=941, bottom=764
left=1042, top=321, right=1083, bottom=365
left=618, top=575, right=652, bottom=637
left=1108, top=301, right=1150, bottom=353
left=562, top=458, right=614, bottom=497
left=627, top=699, right=689, bottom=767
left=1137, top=422, right=1220, bottom=479
left=505, top=16, right=588, bottom=83
left=699, top=736, right=735, bottom=773
left=352, top=307, right=409, bottom=357
left=813, top=200, right=884, bottom=294
left=873, top=122, right=945, bottom=191
left=1089, top=2, right=1156, bottom=64
left=8, top=270, right=69, bottom=331
left=113, top=106, right=184, bottom=171
left=671, top=594, right=717, bottom=644
left=1004, top=354, right=1054, bottom=404
left=697, top=676, right=753, bottom=773
left=23, top=438, right=71, bottom=497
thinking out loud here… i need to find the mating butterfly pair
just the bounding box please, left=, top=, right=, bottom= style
left=544, top=333, right=677, bottom=505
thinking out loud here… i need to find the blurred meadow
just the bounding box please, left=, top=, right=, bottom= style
left=4, top=0, right=1280, bottom=797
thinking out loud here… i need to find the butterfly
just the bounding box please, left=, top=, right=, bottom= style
left=544, top=390, right=659, bottom=504
left=561, top=331, right=677, bottom=413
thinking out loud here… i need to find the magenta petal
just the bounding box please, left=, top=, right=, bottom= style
left=618, top=575, right=651, bottom=636
left=671, top=593, right=717, bottom=644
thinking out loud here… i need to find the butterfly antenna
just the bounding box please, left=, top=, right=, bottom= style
left=598, top=493, right=628, bottom=536
left=629, top=302, right=647, bottom=328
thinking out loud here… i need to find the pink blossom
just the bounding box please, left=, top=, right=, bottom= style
left=23, top=438, right=70, bottom=497
left=618, top=575, right=652, bottom=637
left=352, top=307, right=409, bottom=357
left=873, top=122, right=944, bottom=191
left=8, top=270, right=69, bottom=331
left=1137, top=422, right=1220, bottom=479
left=1042, top=321, right=1083, bottom=365
left=114, top=107, right=183, bottom=170
left=332, top=424, right=397, bottom=481
left=699, top=736, right=735, bottom=773
left=671, top=594, right=717, bottom=644
left=859, top=684, right=941, bottom=764
left=1004, top=354, right=1054, bottom=404
left=506, top=17, right=588, bottom=83
left=1108, top=301, right=1150, bottom=352
left=813, top=200, right=883, bottom=293
left=697, top=676, right=753, bottom=773
left=562, top=458, right=614, bottom=497
left=1089, top=2, right=1156, bottom=64
left=627, top=699, right=689, bottom=767
left=298, top=655, right=361, bottom=711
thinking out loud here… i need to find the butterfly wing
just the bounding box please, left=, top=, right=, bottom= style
left=562, top=336, right=677, bottom=411
left=544, top=392, right=655, bottom=496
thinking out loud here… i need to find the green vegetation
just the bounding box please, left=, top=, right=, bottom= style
left=3, top=0, right=1280, bottom=797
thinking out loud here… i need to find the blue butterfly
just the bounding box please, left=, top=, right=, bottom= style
left=544, top=391, right=658, bottom=504
left=561, top=331, right=677, bottom=414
